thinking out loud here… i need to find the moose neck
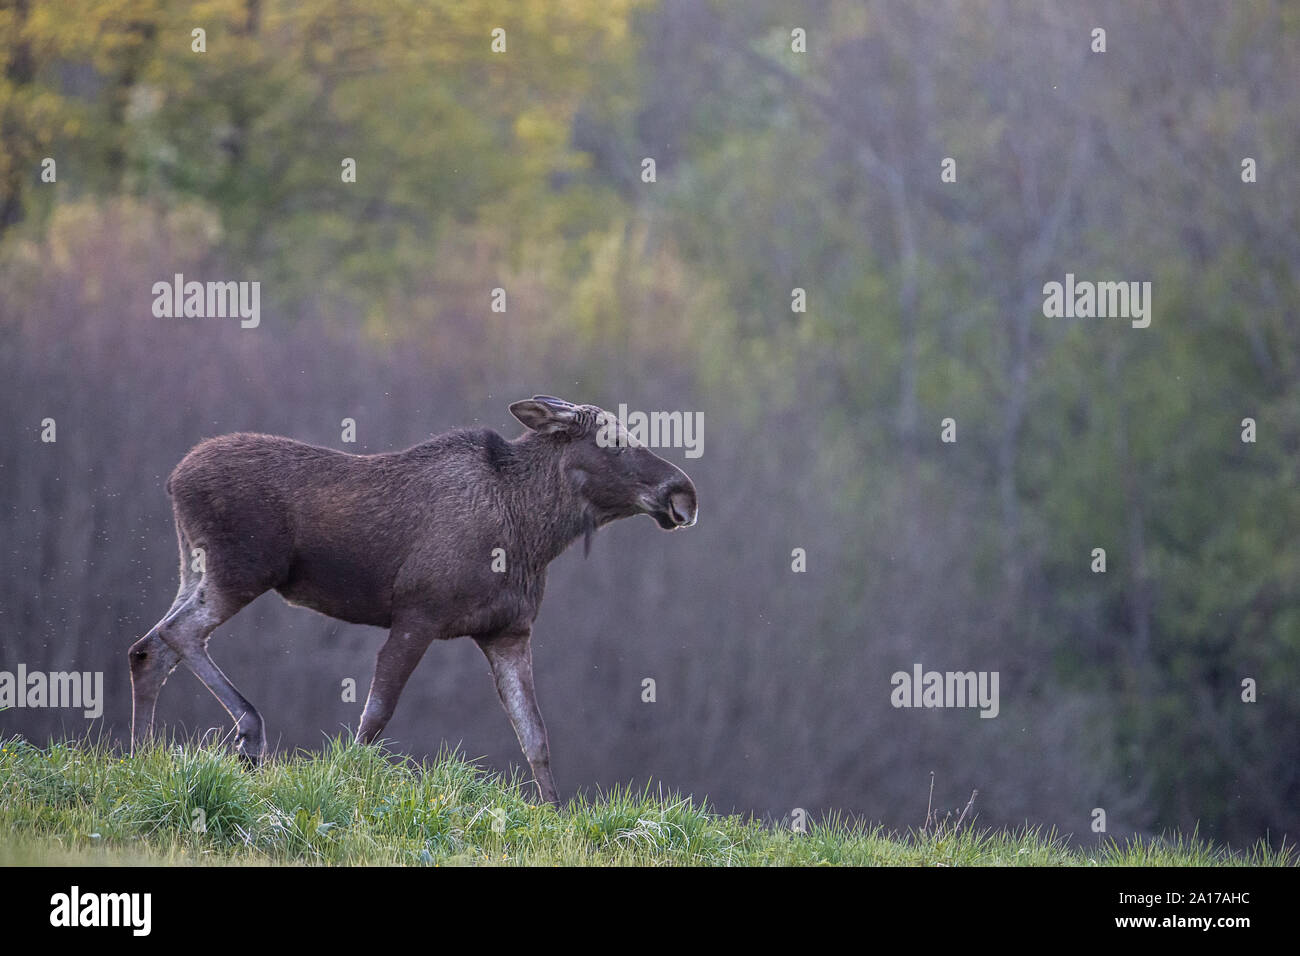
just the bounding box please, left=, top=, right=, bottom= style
left=501, top=433, right=593, bottom=567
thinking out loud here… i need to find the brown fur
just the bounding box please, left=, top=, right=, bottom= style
left=128, top=397, right=697, bottom=805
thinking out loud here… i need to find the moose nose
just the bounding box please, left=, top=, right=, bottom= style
left=668, top=488, right=697, bottom=527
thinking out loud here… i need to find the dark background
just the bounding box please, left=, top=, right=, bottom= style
left=1, top=0, right=1296, bottom=848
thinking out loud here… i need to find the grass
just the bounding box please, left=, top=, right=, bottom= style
left=0, top=733, right=1290, bottom=866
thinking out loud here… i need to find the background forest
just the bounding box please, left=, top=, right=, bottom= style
left=1, top=0, right=1296, bottom=847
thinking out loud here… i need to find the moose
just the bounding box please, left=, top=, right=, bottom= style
left=128, top=396, right=698, bottom=805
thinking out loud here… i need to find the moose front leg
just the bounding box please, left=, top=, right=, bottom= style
left=358, top=619, right=437, bottom=744
left=475, top=628, right=558, bottom=807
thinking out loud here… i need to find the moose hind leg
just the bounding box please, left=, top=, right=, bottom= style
left=129, top=626, right=181, bottom=752
left=131, top=525, right=200, bottom=753
left=161, top=587, right=267, bottom=763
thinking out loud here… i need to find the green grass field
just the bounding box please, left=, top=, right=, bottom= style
left=0, top=734, right=1290, bottom=866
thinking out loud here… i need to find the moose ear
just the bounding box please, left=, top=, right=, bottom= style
left=510, top=396, right=579, bottom=434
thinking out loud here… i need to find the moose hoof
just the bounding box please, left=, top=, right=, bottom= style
left=234, top=730, right=266, bottom=767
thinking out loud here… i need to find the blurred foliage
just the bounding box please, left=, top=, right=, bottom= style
left=0, top=0, right=1296, bottom=845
